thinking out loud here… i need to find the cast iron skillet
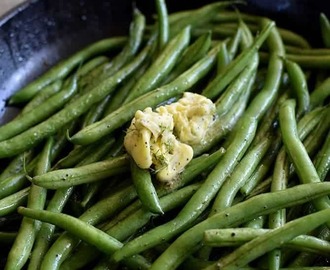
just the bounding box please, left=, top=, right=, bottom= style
left=0, top=0, right=328, bottom=124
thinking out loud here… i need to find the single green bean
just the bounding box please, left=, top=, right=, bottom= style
left=76, top=55, right=109, bottom=78
left=130, top=159, right=163, bottom=214
left=8, top=37, right=126, bottom=104
left=32, top=154, right=129, bottom=189
left=17, top=206, right=124, bottom=255
left=310, top=77, right=330, bottom=109
left=148, top=182, right=330, bottom=270
left=279, top=100, right=330, bottom=216
left=0, top=186, right=30, bottom=217
left=320, top=13, right=330, bottom=48
left=203, top=228, right=330, bottom=256
left=155, top=0, right=169, bottom=51
left=70, top=43, right=221, bottom=145
left=285, top=59, right=310, bottom=117
left=314, top=132, right=330, bottom=182
left=0, top=41, right=151, bottom=158
left=216, top=42, right=230, bottom=74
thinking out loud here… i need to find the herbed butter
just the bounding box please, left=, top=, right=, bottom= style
left=124, top=92, right=216, bottom=183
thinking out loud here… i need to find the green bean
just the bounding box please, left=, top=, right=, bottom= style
left=320, top=13, right=330, bottom=48
left=279, top=100, right=330, bottom=215
left=130, top=159, right=163, bottom=214
left=70, top=43, right=221, bottom=145
left=5, top=138, right=53, bottom=270
left=20, top=80, right=63, bottom=115
left=124, top=26, right=190, bottom=102
left=201, top=20, right=274, bottom=99
left=32, top=154, right=129, bottom=189
left=268, top=148, right=289, bottom=270
left=0, top=74, right=78, bottom=142
left=148, top=182, right=330, bottom=270
left=284, top=45, right=330, bottom=55
left=0, top=186, right=30, bottom=217
left=17, top=206, right=124, bottom=254
left=216, top=42, right=230, bottom=74
left=163, top=31, right=212, bottom=84
left=285, top=59, right=310, bottom=117
left=262, top=52, right=330, bottom=69
left=310, top=77, right=330, bottom=109
left=40, top=183, right=137, bottom=270
left=314, top=132, right=330, bottom=182
left=0, top=41, right=151, bottom=158
left=155, top=0, right=169, bottom=51
left=227, top=27, right=242, bottom=59
left=205, top=208, right=330, bottom=270
left=8, top=37, right=126, bottom=104
left=203, top=228, right=330, bottom=256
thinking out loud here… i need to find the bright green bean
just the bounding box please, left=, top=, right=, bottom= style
left=130, top=159, right=163, bottom=214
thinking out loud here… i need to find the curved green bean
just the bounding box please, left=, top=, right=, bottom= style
left=0, top=186, right=30, bottom=217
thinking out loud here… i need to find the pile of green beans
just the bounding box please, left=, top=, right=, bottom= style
left=1, top=1, right=330, bottom=269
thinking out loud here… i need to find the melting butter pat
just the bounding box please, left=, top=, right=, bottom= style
left=124, top=92, right=216, bottom=183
